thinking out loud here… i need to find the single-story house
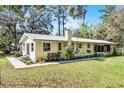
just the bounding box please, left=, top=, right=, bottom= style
left=19, top=30, right=116, bottom=62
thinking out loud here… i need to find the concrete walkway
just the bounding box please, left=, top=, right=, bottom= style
left=6, top=56, right=59, bottom=69
left=6, top=56, right=104, bottom=69
left=6, top=56, right=27, bottom=69
left=0, top=51, right=4, bottom=54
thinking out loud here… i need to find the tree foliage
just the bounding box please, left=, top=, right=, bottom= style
left=96, top=6, right=124, bottom=46
left=0, top=5, right=54, bottom=50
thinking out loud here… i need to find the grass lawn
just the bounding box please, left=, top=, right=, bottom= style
left=0, top=54, right=124, bottom=88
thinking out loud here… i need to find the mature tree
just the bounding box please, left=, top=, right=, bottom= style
left=67, top=5, right=87, bottom=23
left=78, top=23, right=88, bottom=38
left=73, top=23, right=95, bottom=39
left=52, top=5, right=68, bottom=36
left=20, top=6, right=54, bottom=35
left=0, top=5, right=25, bottom=49
left=0, top=5, right=55, bottom=51
left=96, top=6, right=124, bottom=47
left=99, top=5, right=116, bottom=21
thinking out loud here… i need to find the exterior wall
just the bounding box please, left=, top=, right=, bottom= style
left=35, top=40, right=95, bottom=60
left=94, top=44, right=116, bottom=56
left=73, top=42, right=94, bottom=56
left=22, top=38, right=116, bottom=61
left=71, top=42, right=115, bottom=56
left=21, top=38, right=36, bottom=62
left=35, top=40, right=67, bottom=60
left=110, top=44, right=116, bottom=54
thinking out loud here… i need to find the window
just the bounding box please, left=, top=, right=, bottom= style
left=71, top=43, right=74, bottom=46
left=31, top=43, right=34, bottom=51
left=98, top=45, right=101, bottom=52
left=43, top=43, right=50, bottom=52
left=94, top=45, right=106, bottom=52
left=101, top=45, right=104, bottom=52
left=87, top=43, right=90, bottom=48
left=58, top=43, right=61, bottom=51
left=71, top=43, right=74, bottom=49
left=23, top=43, right=25, bottom=51
left=107, top=45, right=110, bottom=52
left=79, top=43, right=82, bottom=48
left=94, top=44, right=97, bottom=52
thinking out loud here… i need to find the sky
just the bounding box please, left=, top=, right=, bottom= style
left=53, top=5, right=106, bottom=34
left=85, top=5, right=105, bottom=24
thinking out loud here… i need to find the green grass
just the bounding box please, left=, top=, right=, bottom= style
left=0, top=54, right=124, bottom=88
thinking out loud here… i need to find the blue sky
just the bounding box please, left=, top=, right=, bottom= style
left=53, top=5, right=106, bottom=34
left=85, top=5, right=105, bottom=24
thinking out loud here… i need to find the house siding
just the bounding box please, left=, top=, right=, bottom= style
left=35, top=40, right=67, bottom=60
left=35, top=40, right=95, bottom=60
left=71, top=42, right=94, bottom=56
left=21, top=38, right=36, bottom=62
left=22, top=38, right=115, bottom=61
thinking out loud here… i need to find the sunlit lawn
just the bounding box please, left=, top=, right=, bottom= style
left=0, top=54, right=124, bottom=88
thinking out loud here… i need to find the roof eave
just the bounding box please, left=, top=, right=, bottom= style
left=19, top=33, right=33, bottom=43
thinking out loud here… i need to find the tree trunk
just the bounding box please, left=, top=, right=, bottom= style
left=62, top=9, right=65, bottom=36
left=14, top=24, right=17, bottom=51
left=58, top=5, right=61, bottom=36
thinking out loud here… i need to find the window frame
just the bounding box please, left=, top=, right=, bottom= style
left=58, top=42, right=62, bottom=51
left=23, top=43, right=25, bottom=51
left=107, top=45, right=110, bottom=52
left=31, top=43, right=34, bottom=52
left=79, top=43, right=82, bottom=48
left=71, top=43, right=74, bottom=49
left=87, top=43, right=90, bottom=48
left=43, top=43, right=51, bottom=52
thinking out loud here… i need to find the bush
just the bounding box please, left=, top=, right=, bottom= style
left=65, top=45, right=74, bottom=59
left=74, top=53, right=83, bottom=59
left=87, top=50, right=91, bottom=53
left=20, top=56, right=33, bottom=65
left=25, top=60, right=33, bottom=65
left=0, top=47, right=10, bottom=54
left=12, top=51, right=22, bottom=57
left=112, top=47, right=117, bottom=56
left=36, top=57, right=46, bottom=63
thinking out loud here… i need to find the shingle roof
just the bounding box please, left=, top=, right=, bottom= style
left=19, top=33, right=116, bottom=44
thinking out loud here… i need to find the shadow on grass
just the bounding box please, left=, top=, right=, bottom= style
left=93, top=58, right=105, bottom=62
left=0, top=53, right=5, bottom=59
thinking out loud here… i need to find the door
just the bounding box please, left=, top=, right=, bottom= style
left=26, top=43, right=30, bottom=55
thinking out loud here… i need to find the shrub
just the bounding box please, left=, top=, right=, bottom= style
left=0, top=47, right=10, bottom=54
left=74, top=53, right=83, bottom=59
left=36, top=57, right=46, bottom=63
left=12, top=51, right=22, bottom=57
left=25, top=60, right=33, bottom=65
left=65, top=45, right=74, bottom=59
left=20, top=57, right=33, bottom=65
left=94, top=53, right=98, bottom=57
left=87, top=50, right=91, bottom=53
left=112, top=47, right=117, bottom=56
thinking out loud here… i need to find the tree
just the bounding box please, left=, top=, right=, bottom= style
left=0, top=5, right=25, bottom=50
left=55, top=5, right=68, bottom=36
left=96, top=6, right=124, bottom=47
left=78, top=23, right=88, bottom=38
left=20, top=6, right=54, bottom=35
left=0, top=5, right=54, bottom=51
left=99, top=5, right=116, bottom=21
left=67, top=5, right=87, bottom=24
left=73, top=23, right=95, bottom=39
